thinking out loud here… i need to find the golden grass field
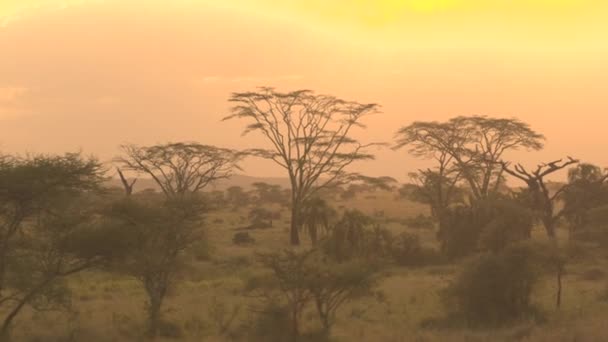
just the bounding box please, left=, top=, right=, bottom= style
left=10, top=189, right=608, bottom=342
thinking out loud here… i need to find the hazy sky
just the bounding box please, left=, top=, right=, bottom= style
left=1, top=0, right=607, bottom=180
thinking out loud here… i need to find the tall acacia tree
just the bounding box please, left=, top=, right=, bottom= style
left=395, top=116, right=545, bottom=202
left=394, top=121, right=464, bottom=224
left=117, top=142, right=241, bottom=198
left=225, top=88, right=380, bottom=245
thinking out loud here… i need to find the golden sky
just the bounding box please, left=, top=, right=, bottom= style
left=1, top=0, right=607, bottom=179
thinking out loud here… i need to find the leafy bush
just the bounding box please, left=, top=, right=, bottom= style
left=445, top=242, right=545, bottom=327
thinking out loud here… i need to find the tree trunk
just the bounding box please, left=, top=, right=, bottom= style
left=291, top=305, right=300, bottom=341
left=147, top=295, right=162, bottom=338
left=543, top=217, right=556, bottom=239
left=309, top=224, right=318, bottom=246
left=315, top=297, right=330, bottom=334
left=290, top=203, right=301, bottom=246
left=0, top=277, right=54, bottom=342
left=556, top=264, right=564, bottom=309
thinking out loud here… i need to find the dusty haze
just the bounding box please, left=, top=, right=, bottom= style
left=1, top=0, right=607, bottom=180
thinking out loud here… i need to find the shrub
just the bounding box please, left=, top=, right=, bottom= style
left=158, top=320, right=183, bottom=339
left=445, top=242, right=544, bottom=327
left=391, top=232, right=442, bottom=266
left=233, top=232, right=255, bottom=245
left=320, top=211, right=439, bottom=266
left=438, top=196, right=534, bottom=258
left=402, top=214, right=436, bottom=230
left=246, top=302, right=293, bottom=342
left=247, top=249, right=378, bottom=340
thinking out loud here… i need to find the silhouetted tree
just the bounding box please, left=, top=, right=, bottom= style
left=225, top=88, right=381, bottom=245
left=395, top=116, right=544, bottom=201
left=502, top=157, right=579, bottom=238
left=407, top=170, right=465, bottom=226
left=117, top=142, right=241, bottom=198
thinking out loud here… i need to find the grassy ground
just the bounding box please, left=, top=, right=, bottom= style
left=9, top=190, right=608, bottom=341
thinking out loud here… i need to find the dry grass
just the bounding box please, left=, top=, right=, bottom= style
left=8, top=190, right=608, bottom=341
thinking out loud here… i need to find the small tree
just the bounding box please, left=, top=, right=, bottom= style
left=251, top=250, right=316, bottom=340
left=307, top=255, right=376, bottom=335
left=249, top=249, right=377, bottom=339
left=106, top=195, right=205, bottom=337
left=225, top=88, right=381, bottom=245
left=226, top=186, right=250, bottom=209
left=248, top=207, right=275, bottom=228
left=252, top=182, right=286, bottom=204
left=117, top=142, right=241, bottom=198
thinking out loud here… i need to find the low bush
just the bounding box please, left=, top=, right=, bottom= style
left=233, top=232, right=255, bottom=245
left=444, top=242, right=546, bottom=327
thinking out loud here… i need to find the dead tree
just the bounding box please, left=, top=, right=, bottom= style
left=501, top=157, right=579, bottom=239
left=116, top=167, right=137, bottom=196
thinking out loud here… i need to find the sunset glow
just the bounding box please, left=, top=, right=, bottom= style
left=1, top=0, right=607, bottom=179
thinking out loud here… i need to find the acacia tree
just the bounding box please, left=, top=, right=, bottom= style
left=0, top=153, right=125, bottom=340
left=252, top=182, right=286, bottom=204
left=117, top=142, right=241, bottom=198
left=106, top=195, right=205, bottom=337
left=225, top=88, right=381, bottom=245
left=395, top=116, right=544, bottom=202
left=501, top=157, right=579, bottom=239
